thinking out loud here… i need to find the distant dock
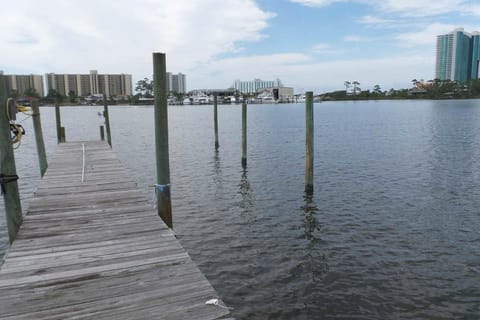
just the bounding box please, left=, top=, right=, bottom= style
left=0, top=141, right=232, bottom=320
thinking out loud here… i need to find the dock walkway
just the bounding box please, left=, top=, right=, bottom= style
left=0, top=141, right=231, bottom=320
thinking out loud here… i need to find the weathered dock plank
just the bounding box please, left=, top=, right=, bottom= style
left=0, top=141, right=231, bottom=320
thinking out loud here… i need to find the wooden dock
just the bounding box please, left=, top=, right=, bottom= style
left=0, top=141, right=232, bottom=320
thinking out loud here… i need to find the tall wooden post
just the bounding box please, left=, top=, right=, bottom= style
left=55, top=102, right=62, bottom=144
left=103, top=94, right=112, bottom=147
left=241, top=100, right=247, bottom=168
left=214, top=94, right=219, bottom=150
left=305, top=91, right=314, bottom=194
left=60, top=127, right=66, bottom=143
left=153, top=52, right=172, bottom=228
left=99, top=125, right=105, bottom=141
left=31, top=99, right=48, bottom=177
left=0, top=76, right=22, bottom=243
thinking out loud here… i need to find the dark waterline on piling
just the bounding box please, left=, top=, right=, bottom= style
left=1, top=100, right=480, bottom=319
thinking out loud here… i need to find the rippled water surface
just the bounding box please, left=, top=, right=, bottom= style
left=1, top=100, right=480, bottom=319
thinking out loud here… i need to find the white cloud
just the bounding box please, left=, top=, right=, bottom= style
left=0, top=0, right=274, bottom=83
left=467, top=5, right=480, bottom=16
left=357, top=15, right=395, bottom=25
left=396, top=23, right=458, bottom=46
left=288, top=0, right=342, bottom=7
left=343, top=35, right=373, bottom=42
left=377, top=0, right=466, bottom=17
left=290, top=0, right=475, bottom=18
left=396, top=23, right=480, bottom=46
left=311, top=43, right=343, bottom=55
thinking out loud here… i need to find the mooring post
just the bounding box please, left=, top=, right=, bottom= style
left=241, top=99, right=247, bottom=168
left=214, top=94, right=219, bottom=150
left=55, top=102, right=62, bottom=144
left=305, top=91, right=314, bottom=194
left=103, top=94, right=112, bottom=147
left=153, top=52, right=172, bottom=228
left=0, top=76, right=23, bottom=243
left=31, top=99, right=48, bottom=177
left=60, top=127, right=66, bottom=143
left=99, top=125, right=105, bottom=141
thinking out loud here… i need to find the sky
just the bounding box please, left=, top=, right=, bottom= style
left=1, top=0, right=480, bottom=94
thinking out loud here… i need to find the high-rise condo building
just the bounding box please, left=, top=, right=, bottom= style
left=436, top=28, right=480, bottom=82
left=46, top=70, right=133, bottom=97
left=471, top=32, right=480, bottom=79
left=166, top=72, right=186, bottom=93
left=233, top=78, right=283, bottom=94
left=0, top=71, right=45, bottom=97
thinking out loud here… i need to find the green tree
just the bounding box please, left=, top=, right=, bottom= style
left=47, top=89, right=63, bottom=103
left=135, top=78, right=153, bottom=98
left=352, top=81, right=360, bottom=95
left=24, top=87, right=40, bottom=98
left=469, top=79, right=480, bottom=96
left=68, top=90, right=77, bottom=103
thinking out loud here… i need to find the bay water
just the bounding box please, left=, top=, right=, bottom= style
left=1, top=100, right=479, bottom=319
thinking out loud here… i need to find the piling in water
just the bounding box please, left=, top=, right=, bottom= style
left=305, top=91, right=314, bottom=194
left=99, top=125, right=105, bottom=141
left=55, top=103, right=62, bottom=144
left=242, top=101, right=247, bottom=168
left=0, top=75, right=23, bottom=243
left=103, top=94, right=112, bottom=147
left=214, top=94, right=219, bottom=150
left=60, top=127, right=66, bottom=143
left=153, top=52, right=172, bottom=228
left=31, top=99, right=48, bottom=177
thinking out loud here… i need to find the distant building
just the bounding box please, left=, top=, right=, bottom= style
left=436, top=28, right=480, bottom=82
left=0, top=71, right=45, bottom=97
left=233, top=78, right=283, bottom=94
left=257, top=87, right=294, bottom=102
left=166, top=72, right=186, bottom=94
left=46, top=70, right=132, bottom=97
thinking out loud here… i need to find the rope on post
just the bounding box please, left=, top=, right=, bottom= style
left=154, top=183, right=171, bottom=193
left=151, top=184, right=171, bottom=209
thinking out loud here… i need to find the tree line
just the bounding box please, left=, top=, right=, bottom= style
left=7, top=77, right=480, bottom=104
left=323, top=79, right=480, bottom=101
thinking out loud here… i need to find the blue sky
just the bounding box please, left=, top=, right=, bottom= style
left=1, top=0, right=480, bottom=93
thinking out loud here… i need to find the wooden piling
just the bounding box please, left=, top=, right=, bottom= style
left=241, top=100, right=247, bottom=168
left=0, top=75, right=23, bottom=243
left=103, top=94, right=112, bottom=147
left=214, top=94, right=219, bottom=150
left=153, top=52, right=172, bottom=228
left=305, top=91, right=314, bottom=194
left=55, top=103, right=62, bottom=144
left=99, top=125, right=105, bottom=141
left=31, top=99, right=48, bottom=177
left=60, top=126, right=66, bottom=143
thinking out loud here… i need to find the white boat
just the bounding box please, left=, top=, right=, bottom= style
left=183, top=98, right=191, bottom=105
left=262, top=96, right=275, bottom=103
left=192, top=94, right=209, bottom=105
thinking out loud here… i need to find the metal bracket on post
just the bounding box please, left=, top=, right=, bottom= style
left=0, top=174, right=19, bottom=195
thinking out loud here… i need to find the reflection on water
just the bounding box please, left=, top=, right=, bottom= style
left=239, top=169, right=254, bottom=210
left=1, top=101, right=480, bottom=319
left=302, top=193, right=319, bottom=241
left=213, top=149, right=223, bottom=198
